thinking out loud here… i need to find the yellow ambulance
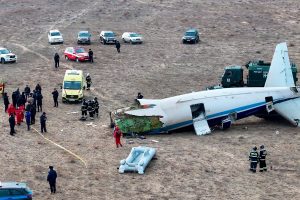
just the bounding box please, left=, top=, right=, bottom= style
left=62, top=70, right=84, bottom=102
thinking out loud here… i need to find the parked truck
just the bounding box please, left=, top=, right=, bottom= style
left=221, top=60, right=298, bottom=88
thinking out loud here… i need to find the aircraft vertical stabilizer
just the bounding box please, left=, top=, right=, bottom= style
left=264, top=42, right=295, bottom=87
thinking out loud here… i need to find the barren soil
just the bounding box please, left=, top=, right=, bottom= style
left=0, top=0, right=299, bottom=199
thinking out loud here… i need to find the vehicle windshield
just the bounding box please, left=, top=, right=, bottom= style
left=51, top=32, right=61, bottom=36
left=0, top=49, right=10, bottom=54
left=64, top=81, right=81, bottom=90
left=130, top=33, right=140, bottom=37
left=79, top=32, right=90, bottom=37
left=104, top=32, right=114, bottom=37
left=75, top=48, right=85, bottom=53
left=185, top=31, right=196, bottom=36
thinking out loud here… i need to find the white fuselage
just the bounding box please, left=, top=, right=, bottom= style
left=155, top=87, right=299, bottom=131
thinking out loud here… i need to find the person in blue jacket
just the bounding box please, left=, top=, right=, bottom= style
left=47, top=166, right=57, bottom=194
left=25, top=111, right=31, bottom=131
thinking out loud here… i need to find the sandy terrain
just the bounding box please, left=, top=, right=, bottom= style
left=0, top=0, right=299, bottom=199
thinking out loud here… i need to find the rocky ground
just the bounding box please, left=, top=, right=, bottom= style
left=0, top=0, right=299, bottom=199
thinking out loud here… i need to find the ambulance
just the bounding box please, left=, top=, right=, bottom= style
left=62, top=70, right=84, bottom=102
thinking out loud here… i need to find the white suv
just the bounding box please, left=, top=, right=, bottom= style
left=48, top=30, right=64, bottom=44
left=122, top=32, right=143, bottom=44
left=0, top=47, right=17, bottom=64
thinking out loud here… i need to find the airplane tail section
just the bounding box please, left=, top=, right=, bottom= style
left=264, top=42, right=295, bottom=87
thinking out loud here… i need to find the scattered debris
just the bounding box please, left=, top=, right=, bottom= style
left=151, top=140, right=159, bottom=143
left=275, top=130, right=279, bottom=134
left=86, top=122, right=97, bottom=127
left=138, top=135, right=146, bottom=140
left=67, top=111, right=79, bottom=115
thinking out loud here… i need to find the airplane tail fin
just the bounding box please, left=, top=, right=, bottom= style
left=264, top=42, right=295, bottom=87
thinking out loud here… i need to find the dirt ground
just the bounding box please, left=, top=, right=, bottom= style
left=0, top=0, right=299, bottom=199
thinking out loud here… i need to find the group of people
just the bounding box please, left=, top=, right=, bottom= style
left=3, top=84, right=50, bottom=135
left=80, top=97, right=99, bottom=120
left=249, top=145, right=268, bottom=173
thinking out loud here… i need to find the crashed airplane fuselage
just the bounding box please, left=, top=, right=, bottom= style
left=112, top=43, right=300, bottom=135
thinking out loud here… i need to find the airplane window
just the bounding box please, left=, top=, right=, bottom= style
left=226, top=71, right=232, bottom=77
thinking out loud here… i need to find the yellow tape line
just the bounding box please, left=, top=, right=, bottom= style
left=32, top=127, right=87, bottom=168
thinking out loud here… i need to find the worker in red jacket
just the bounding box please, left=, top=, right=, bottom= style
left=113, top=126, right=123, bottom=148
left=19, top=105, right=25, bottom=122
left=15, top=106, right=23, bottom=125
left=7, top=104, right=16, bottom=117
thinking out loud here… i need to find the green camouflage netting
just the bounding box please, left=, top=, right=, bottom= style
left=115, top=115, right=163, bottom=133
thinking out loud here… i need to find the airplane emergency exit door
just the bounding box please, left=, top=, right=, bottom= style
left=190, top=103, right=211, bottom=135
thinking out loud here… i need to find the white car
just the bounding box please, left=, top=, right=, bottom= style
left=48, top=30, right=64, bottom=44
left=121, top=32, right=143, bottom=44
left=0, top=47, right=17, bottom=64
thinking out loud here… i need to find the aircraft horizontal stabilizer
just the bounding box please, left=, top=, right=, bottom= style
left=274, top=98, right=300, bottom=126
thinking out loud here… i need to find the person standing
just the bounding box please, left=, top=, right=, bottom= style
left=25, top=110, right=31, bottom=131
left=32, top=90, right=37, bottom=107
left=52, top=88, right=59, bottom=107
left=12, top=89, right=19, bottom=107
left=15, top=106, right=23, bottom=125
left=36, top=92, right=43, bottom=112
left=113, top=126, right=123, bottom=148
left=86, top=74, right=92, bottom=90
left=54, top=53, right=60, bottom=69
left=115, top=40, right=121, bottom=53
left=7, top=103, right=16, bottom=117
left=87, top=100, right=94, bottom=120
left=3, top=92, right=10, bottom=112
left=47, top=166, right=57, bottom=194
left=9, top=114, right=16, bottom=136
left=93, top=97, right=99, bottom=117
left=249, top=146, right=259, bottom=173
left=81, top=99, right=88, bottom=119
left=40, top=112, right=47, bottom=133
left=24, top=85, right=31, bottom=100
left=259, top=145, right=268, bottom=172
left=88, top=49, right=93, bottom=63
left=30, top=104, right=36, bottom=124
left=35, top=84, right=42, bottom=93
left=137, top=92, right=143, bottom=99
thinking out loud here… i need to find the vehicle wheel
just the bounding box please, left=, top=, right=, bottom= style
left=130, top=40, right=132, bottom=44
left=1, top=58, right=5, bottom=64
left=103, top=40, right=106, bottom=45
left=65, top=56, right=69, bottom=60
left=122, top=38, right=126, bottom=43
left=76, top=58, right=79, bottom=62
left=182, top=40, right=185, bottom=44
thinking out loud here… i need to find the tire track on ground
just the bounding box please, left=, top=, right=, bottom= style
left=35, top=0, right=101, bottom=43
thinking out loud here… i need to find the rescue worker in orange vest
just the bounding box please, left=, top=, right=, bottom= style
left=113, top=126, right=123, bottom=148
left=15, top=106, right=23, bottom=125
